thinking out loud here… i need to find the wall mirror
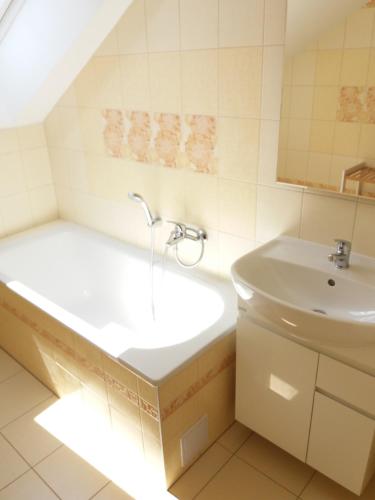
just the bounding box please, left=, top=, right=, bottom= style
left=277, top=0, right=375, bottom=199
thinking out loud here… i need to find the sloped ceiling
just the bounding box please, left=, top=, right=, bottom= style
left=0, top=0, right=132, bottom=128
left=286, top=0, right=368, bottom=55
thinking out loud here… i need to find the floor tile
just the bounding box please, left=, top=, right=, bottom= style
left=0, top=350, right=23, bottom=383
left=170, top=443, right=231, bottom=499
left=0, top=470, right=58, bottom=499
left=2, top=397, right=62, bottom=465
left=195, top=456, right=297, bottom=500
left=301, top=471, right=375, bottom=500
left=0, top=435, right=29, bottom=490
left=218, top=421, right=252, bottom=453
left=35, top=445, right=108, bottom=500
left=0, top=371, right=52, bottom=428
left=92, top=482, right=134, bottom=499
left=236, top=433, right=314, bottom=495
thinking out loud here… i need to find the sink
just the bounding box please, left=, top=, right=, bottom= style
left=231, top=236, right=375, bottom=347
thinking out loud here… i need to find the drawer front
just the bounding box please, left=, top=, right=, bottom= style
left=317, top=355, right=375, bottom=417
left=307, top=392, right=375, bottom=495
left=236, top=315, right=318, bottom=462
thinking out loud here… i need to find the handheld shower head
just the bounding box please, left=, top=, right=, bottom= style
left=128, top=192, right=161, bottom=227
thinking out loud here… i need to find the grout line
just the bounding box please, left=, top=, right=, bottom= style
left=0, top=367, right=25, bottom=386
left=0, top=393, right=55, bottom=431
left=234, top=454, right=302, bottom=498
left=298, top=470, right=316, bottom=499
left=31, top=468, right=63, bottom=500
left=87, top=480, right=111, bottom=500
left=190, top=444, right=234, bottom=499
left=31, top=443, right=65, bottom=468
left=0, top=469, right=31, bottom=494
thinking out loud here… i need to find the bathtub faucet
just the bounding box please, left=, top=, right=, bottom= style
left=128, top=192, right=161, bottom=227
left=166, top=220, right=207, bottom=268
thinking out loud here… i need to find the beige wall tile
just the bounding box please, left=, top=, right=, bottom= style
left=218, top=232, right=255, bottom=276
left=120, top=54, right=150, bottom=110
left=306, top=153, right=331, bottom=185
left=17, top=125, right=46, bottom=150
left=145, top=0, right=180, bottom=52
left=0, top=128, right=19, bottom=154
left=264, top=0, right=286, bottom=46
left=262, top=46, right=284, bottom=120
left=218, top=179, right=257, bottom=239
left=0, top=152, right=26, bottom=197
left=180, top=0, right=218, bottom=50
left=340, top=49, right=370, bottom=86
left=292, top=51, right=317, bottom=85
left=29, top=186, right=58, bottom=225
left=333, top=122, right=361, bottom=157
left=288, top=119, right=311, bottom=151
left=95, top=29, right=119, bottom=57
left=219, top=0, right=264, bottom=48
left=315, top=50, right=342, bottom=85
left=0, top=435, right=29, bottom=490
left=256, top=185, right=302, bottom=243
left=368, top=48, right=375, bottom=84
left=345, top=7, right=375, bottom=49
left=290, top=86, right=314, bottom=120
left=318, top=22, right=345, bottom=50
left=352, top=201, right=375, bottom=258
left=218, top=117, right=260, bottom=183
left=184, top=171, right=219, bottom=229
left=182, top=50, right=218, bottom=115
left=358, top=124, right=375, bottom=159
left=75, top=56, right=122, bottom=109
left=149, top=52, right=181, bottom=113
left=258, top=119, right=280, bottom=187
left=300, top=192, right=357, bottom=245
left=309, top=120, right=335, bottom=154
left=286, top=150, right=309, bottom=181
left=219, top=47, right=262, bottom=118
left=117, top=0, right=147, bottom=54
left=312, top=86, right=340, bottom=121
left=22, top=148, right=53, bottom=189
left=0, top=193, right=33, bottom=235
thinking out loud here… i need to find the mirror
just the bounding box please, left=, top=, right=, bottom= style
left=277, top=0, right=375, bottom=199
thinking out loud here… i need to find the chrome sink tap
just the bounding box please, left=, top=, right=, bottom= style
left=328, top=239, right=351, bottom=269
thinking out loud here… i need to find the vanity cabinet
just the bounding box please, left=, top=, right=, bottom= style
left=307, top=392, right=375, bottom=495
left=236, top=313, right=375, bottom=495
left=235, top=315, right=318, bottom=461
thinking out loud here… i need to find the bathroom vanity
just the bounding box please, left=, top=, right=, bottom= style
left=232, top=237, right=375, bottom=496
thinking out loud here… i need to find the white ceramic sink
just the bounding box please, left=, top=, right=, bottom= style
left=231, top=237, right=375, bottom=347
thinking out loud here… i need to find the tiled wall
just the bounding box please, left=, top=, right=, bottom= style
left=0, top=125, right=57, bottom=237
left=279, top=4, right=375, bottom=193
left=43, top=0, right=375, bottom=273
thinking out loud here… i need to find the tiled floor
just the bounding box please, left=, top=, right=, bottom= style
left=1, top=347, right=375, bottom=499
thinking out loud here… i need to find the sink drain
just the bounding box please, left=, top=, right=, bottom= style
left=312, top=308, right=327, bottom=315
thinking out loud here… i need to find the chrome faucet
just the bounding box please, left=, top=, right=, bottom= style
left=328, top=239, right=351, bottom=269
left=128, top=192, right=161, bottom=227
left=166, top=221, right=207, bottom=247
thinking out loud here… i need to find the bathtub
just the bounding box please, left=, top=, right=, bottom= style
left=0, top=221, right=236, bottom=383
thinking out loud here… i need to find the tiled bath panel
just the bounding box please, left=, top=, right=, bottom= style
left=0, top=281, right=235, bottom=490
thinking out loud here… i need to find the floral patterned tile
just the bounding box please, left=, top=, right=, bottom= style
left=366, top=87, right=375, bottom=124
left=101, top=109, right=218, bottom=173
left=182, top=114, right=217, bottom=174
left=336, top=87, right=366, bottom=123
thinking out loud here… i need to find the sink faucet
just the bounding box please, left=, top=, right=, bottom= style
left=328, top=239, right=351, bottom=269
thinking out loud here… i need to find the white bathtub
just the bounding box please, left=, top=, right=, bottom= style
left=0, top=221, right=236, bottom=382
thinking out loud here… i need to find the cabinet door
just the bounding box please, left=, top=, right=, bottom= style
left=307, top=392, right=375, bottom=495
left=235, top=315, right=318, bottom=461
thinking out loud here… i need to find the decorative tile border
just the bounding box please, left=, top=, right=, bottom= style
left=102, top=109, right=217, bottom=174
left=366, top=0, right=375, bottom=7
left=337, top=86, right=375, bottom=124
left=160, top=351, right=235, bottom=422
left=0, top=296, right=160, bottom=421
